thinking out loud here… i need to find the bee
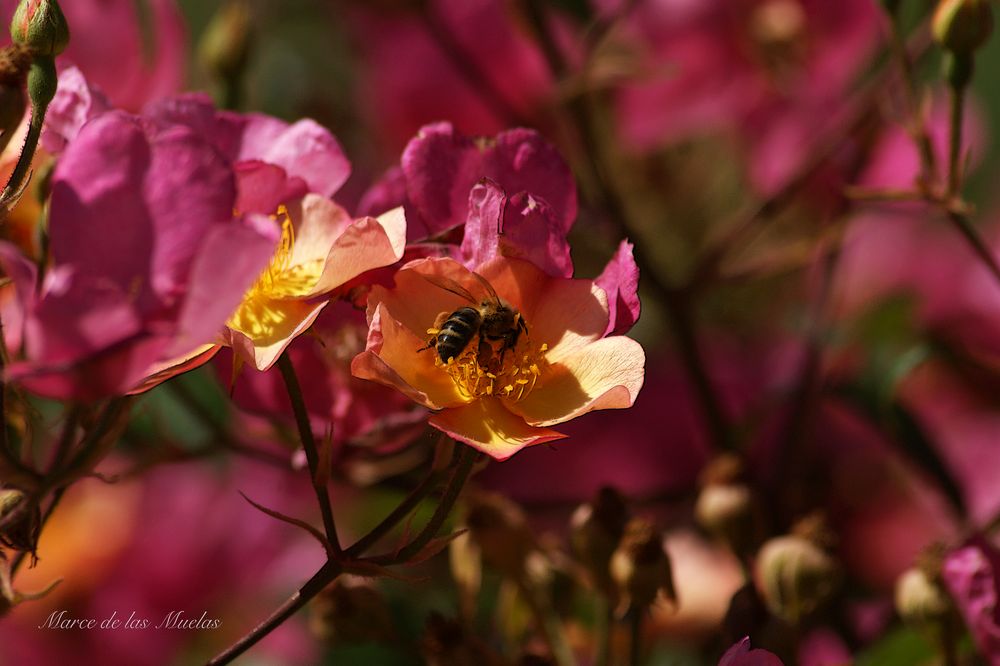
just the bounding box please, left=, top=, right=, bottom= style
left=420, top=271, right=528, bottom=369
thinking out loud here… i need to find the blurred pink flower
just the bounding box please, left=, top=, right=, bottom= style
left=0, top=0, right=186, bottom=111
left=1, top=110, right=278, bottom=400
left=942, top=537, right=1000, bottom=666
left=0, top=461, right=321, bottom=666
left=345, top=0, right=552, bottom=153
left=607, top=0, right=880, bottom=193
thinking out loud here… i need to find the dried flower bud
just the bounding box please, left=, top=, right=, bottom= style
left=10, top=0, right=69, bottom=57
left=0, top=490, right=39, bottom=553
left=464, top=491, right=535, bottom=580
left=570, top=486, right=628, bottom=595
left=308, top=577, right=394, bottom=646
left=695, top=455, right=759, bottom=558
left=754, top=534, right=840, bottom=625
left=198, top=0, right=254, bottom=81
left=894, top=567, right=955, bottom=635
left=609, top=518, right=675, bottom=614
left=932, top=0, right=994, bottom=54
left=421, top=612, right=506, bottom=666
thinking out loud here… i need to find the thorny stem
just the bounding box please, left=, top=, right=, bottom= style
left=277, top=354, right=341, bottom=555
left=0, top=104, right=44, bottom=206
left=207, top=559, right=343, bottom=666
left=368, top=443, right=477, bottom=565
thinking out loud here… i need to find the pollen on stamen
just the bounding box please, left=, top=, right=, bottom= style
left=435, top=335, right=548, bottom=402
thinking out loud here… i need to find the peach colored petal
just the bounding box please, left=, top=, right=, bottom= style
left=368, top=257, right=483, bottom=340
left=506, top=336, right=645, bottom=427
left=126, top=344, right=221, bottom=395
left=351, top=303, right=470, bottom=410
left=228, top=298, right=329, bottom=371
left=476, top=257, right=609, bottom=359
left=429, top=399, right=566, bottom=460
left=287, top=193, right=354, bottom=268
left=306, top=206, right=407, bottom=296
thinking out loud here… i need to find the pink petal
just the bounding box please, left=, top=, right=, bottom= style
left=42, top=67, right=112, bottom=154
left=596, top=239, right=641, bottom=336
left=402, top=122, right=576, bottom=238
left=719, top=637, right=784, bottom=666
left=942, top=538, right=1000, bottom=666
left=428, top=399, right=566, bottom=461
left=166, top=213, right=280, bottom=358
left=460, top=180, right=573, bottom=277
left=127, top=344, right=221, bottom=395
left=234, top=161, right=308, bottom=215
left=232, top=114, right=351, bottom=198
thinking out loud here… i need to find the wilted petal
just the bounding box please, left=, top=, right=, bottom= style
left=942, top=538, right=1000, bottom=665
left=507, top=336, right=645, bottom=427
left=719, top=637, right=784, bottom=666
left=352, top=303, right=469, bottom=410
left=596, top=240, right=641, bottom=336
left=428, top=398, right=566, bottom=460
left=461, top=180, right=573, bottom=277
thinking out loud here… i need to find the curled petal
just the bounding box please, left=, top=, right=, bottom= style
left=127, top=344, right=220, bottom=395
left=596, top=240, right=641, bottom=336
left=506, top=336, right=645, bottom=427
left=228, top=299, right=329, bottom=372
left=429, top=398, right=566, bottom=460
left=307, top=204, right=407, bottom=297
left=351, top=303, right=469, bottom=410
left=42, top=67, right=111, bottom=154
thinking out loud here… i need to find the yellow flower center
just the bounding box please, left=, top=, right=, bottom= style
left=227, top=207, right=324, bottom=340
left=434, top=335, right=549, bottom=403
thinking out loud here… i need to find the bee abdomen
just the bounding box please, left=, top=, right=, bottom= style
left=436, top=307, right=481, bottom=362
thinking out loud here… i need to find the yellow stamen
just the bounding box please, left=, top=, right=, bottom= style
left=435, top=332, right=548, bottom=403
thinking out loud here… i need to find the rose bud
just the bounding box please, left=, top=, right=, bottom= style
left=308, top=577, right=395, bottom=646
left=570, top=486, right=628, bottom=595
left=694, top=454, right=760, bottom=559
left=895, top=548, right=959, bottom=645
left=609, top=517, right=676, bottom=615
left=0, top=489, right=39, bottom=553
left=464, top=491, right=535, bottom=580
left=10, top=0, right=70, bottom=57
left=932, top=0, right=994, bottom=54
left=754, top=533, right=840, bottom=625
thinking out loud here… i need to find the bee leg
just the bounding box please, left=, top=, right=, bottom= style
left=477, top=337, right=495, bottom=370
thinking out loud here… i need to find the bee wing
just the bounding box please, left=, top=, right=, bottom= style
left=469, top=270, right=501, bottom=306
left=421, top=273, right=478, bottom=304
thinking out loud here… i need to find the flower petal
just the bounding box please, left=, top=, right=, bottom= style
left=596, top=239, right=641, bottom=336
left=228, top=298, right=329, bottom=372
left=351, top=303, right=469, bottom=410
left=234, top=160, right=308, bottom=215
left=429, top=399, right=566, bottom=461
left=42, top=67, right=111, bottom=155
left=461, top=180, right=573, bottom=278
left=304, top=205, right=407, bottom=298
left=166, top=213, right=280, bottom=358
left=127, top=344, right=221, bottom=395
left=506, top=336, right=645, bottom=427
left=942, top=537, right=1000, bottom=664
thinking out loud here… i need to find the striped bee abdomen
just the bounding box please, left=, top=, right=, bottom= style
left=436, top=306, right=482, bottom=363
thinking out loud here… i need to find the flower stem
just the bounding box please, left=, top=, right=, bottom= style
left=277, top=354, right=341, bottom=555
left=0, top=102, right=44, bottom=205
left=369, top=442, right=477, bottom=565
left=947, top=72, right=967, bottom=198
left=207, top=559, right=342, bottom=666
left=628, top=608, right=643, bottom=666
